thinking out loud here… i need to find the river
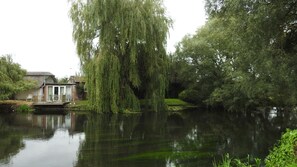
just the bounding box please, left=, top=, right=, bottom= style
left=0, top=109, right=296, bottom=167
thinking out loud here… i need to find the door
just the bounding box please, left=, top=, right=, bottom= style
left=54, top=86, right=59, bottom=101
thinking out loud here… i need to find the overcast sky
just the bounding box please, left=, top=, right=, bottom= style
left=0, top=0, right=206, bottom=78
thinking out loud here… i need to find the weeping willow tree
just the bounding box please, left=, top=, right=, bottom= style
left=69, top=0, right=171, bottom=112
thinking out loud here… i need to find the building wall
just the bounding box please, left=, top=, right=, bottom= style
left=15, top=88, right=40, bottom=100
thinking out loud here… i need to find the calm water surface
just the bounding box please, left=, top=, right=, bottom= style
left=0, top=109, right=297, bottom=167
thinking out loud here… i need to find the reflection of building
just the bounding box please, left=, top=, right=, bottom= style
left=15, top=72, right=77, bottom=102
left=31, top=113, right=77, bottom=134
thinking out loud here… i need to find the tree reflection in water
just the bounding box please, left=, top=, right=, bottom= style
left=75, top=109, right=297, bottom=167
left=1, top=109, right=296, bottom=167
left=0, top=115, right=25, bottom=165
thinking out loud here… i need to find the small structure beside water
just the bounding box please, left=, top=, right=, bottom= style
left=15, top=72, right=78, bottom=108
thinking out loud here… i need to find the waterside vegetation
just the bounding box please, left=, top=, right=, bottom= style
left=168, top=0, right=297, bottom=111
left=0, top=55, right=36, bottom=100
left=215, top=129, right=297, bottom=167
left=70, top=0, right=171, bottom=113
left=0, top=0, right=296, bottom=165
left=66, top=99, right=196, bottom=112
left=0, top=100, right=33, bottom=113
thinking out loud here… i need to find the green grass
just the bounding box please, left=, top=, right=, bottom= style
left=213, top=154, right=261, bottom=167
left=165, top=98, right=197, bottom=111
left=69, top=99, right=196, bottom=112
left=165, top=98, right=193, bottom=106
left=74, top=100, right=89, bottom=106
left=66, top=100, right=92, bottom=111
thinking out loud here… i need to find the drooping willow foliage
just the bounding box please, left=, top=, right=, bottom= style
left=69, top=0, right=171, bottom=112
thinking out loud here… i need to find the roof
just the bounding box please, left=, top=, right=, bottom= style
left=25, top=72, right=57, bottom=88
left=26, top=72, right=54, bottom=76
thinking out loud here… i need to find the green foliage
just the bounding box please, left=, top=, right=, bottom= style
left=171, top=0, right=297, bottom=110
left=179, top=89, right=200, bottom=104
left=70, top=0, right=171, bottom=113
left=15, top=104, right=32, bottom=113
left=265, top=129, right=297, bottom=167
left=164, top=98, right=192, bottom=106
left=0, top=55, right=35, bottom=100
left=214, top=154, right=261, bottom=167
left=214, top=154, right=232, bottom=167
left=67, top=100, right=93, bottom=111
left=58, top=77, right=69, bottom=84
left=215, top=129, right=297, bottom=167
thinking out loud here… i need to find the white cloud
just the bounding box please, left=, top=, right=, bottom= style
left=164, top=0, right=206, bottom=53
left=0, top=0, right=79, bottom=78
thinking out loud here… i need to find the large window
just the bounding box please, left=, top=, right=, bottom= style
left=47, top=85, right=69, bottom=101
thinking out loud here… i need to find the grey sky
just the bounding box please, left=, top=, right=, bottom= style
left=0, top=0, right=206, bottom=78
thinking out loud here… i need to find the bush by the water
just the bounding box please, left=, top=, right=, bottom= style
left=265, top=129, right=297, bottom=167
left=214, top=129, right=297, bottom=167
left=178, top=89, right=200, bottom=104
left=16, top=104, right=32, bottom=113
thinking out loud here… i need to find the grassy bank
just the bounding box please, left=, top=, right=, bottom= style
left=0, top=100, right=34, bottom=113
left=165, top=98, right=197, bottom=111
left=67, top=98, right=196, bottom=112
left=66, top=100, right=92, bottom=111
left=0, top=100, right=33, bottom=106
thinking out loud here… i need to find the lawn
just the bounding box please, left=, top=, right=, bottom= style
left=165, top=98, right=194, bottom=106
left=68, top=99, right=196, bottom=112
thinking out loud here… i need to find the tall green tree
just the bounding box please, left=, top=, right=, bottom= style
left=174, top=0, right=297, bottom=110
left=205, top=0, right=297, bottom=108
left=0, top=55, right=35, bottom=100
left=70, top=0, right=171, bottom=112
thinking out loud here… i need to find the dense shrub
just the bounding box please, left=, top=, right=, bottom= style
left=178, top=89, right=200, bottom=104
left=214, top=129, right=297, bottom=167
left=265, top=129, right=297, bottom=167
left=16, top=104, right=32, bottom=113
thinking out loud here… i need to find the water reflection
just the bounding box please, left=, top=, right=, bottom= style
left=75, top=110, right=297, bottom=167
left=1, top=109, right=297, bottom=167
left=0, top=112, right=86, bottom=167
left=3, top=130, right=84, bottom=167
left=30, top=113, right=83, bottom=135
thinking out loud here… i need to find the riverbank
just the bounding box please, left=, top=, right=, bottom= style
left=0, top=100, right=33, bottom=113
left=214, top=129, right=297, bottom=167
left=165, top=98, right=197, bottom=111
left=0, top=98, right=196, bottom=113
left=0, top=100, right=33, bottom=106
left=66, top=98, right=197, bottom=112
